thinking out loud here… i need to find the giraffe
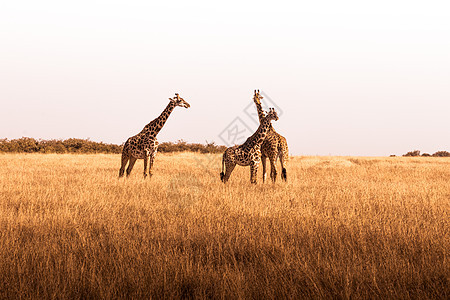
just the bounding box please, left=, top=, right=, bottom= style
left=253, top=90, right=289, bottom=182
left=220, top=108, right=279, bottom=184
left=119, top=93, right=190, bottom=178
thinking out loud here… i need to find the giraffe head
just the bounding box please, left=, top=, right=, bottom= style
left=253, top=89, right=263, bottom=105
left=264, top=107, right=279, bottom=122
left=169, top=93, right=190, bottom=108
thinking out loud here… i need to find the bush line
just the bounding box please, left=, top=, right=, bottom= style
left=0, top=138, right=226, bottom=154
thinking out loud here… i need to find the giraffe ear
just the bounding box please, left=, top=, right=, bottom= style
left=169, top=98, right=174, bottom=101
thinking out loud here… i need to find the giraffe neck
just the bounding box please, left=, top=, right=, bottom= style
left=254, top=98, right=265, bottom=123
left=254, top=98, right=273, bottom=130
left=243, top=117, right=272, bottom=149
left=142, top=101, right=176, bottom=137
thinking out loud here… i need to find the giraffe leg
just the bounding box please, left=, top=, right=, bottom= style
left=126, top=157, right=137, bottom=177
left=250, top=161, right=259, bottom=184
left=269, top=154, right=277, bottom=183
left=222, top=161, right=236, bottom=183
left=148, top=152, right=156, bottom=178
left=143, top=156, right=149, bottom=178
left=119, top=153, right=129, bottom=177
left=261, top=154, right=267, bottom=183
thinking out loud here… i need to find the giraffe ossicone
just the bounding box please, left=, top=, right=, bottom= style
left=119, top=93, right=190, bottom=178
left=220, top=108, right=279, bottom=184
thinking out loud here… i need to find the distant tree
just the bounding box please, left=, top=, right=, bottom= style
left=421, top=153, right=431, bottom=157
left=403, top=150, right=421, bottom=157
left=432, top=151, right=450, bottom=157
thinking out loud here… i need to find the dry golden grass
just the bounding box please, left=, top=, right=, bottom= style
left=0, top=153, right=448, bottom=299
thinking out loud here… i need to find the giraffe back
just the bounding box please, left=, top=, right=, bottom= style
left=261, top=127, right=288, bottom=161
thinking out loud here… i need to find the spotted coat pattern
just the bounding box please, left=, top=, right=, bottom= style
left=220, top=108, right=279, bottom=184
left=119, top=93, right=190, bottom=178
left=253, top=90, right=289, bottom=182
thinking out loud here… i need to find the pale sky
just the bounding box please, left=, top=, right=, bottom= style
left=1, top=0, right=449, bottom=156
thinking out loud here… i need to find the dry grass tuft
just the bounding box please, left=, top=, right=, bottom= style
left=0, top=153, right=449, bottom=298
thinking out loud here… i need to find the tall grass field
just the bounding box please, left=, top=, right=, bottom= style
left=0, top=153, right=448, bottom=298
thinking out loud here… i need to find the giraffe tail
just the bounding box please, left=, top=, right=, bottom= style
left=281, top=167, right=287, bottom=181
left=280, top=142, right=289, bottom=182
left=220, top=154, right=225, bottom=182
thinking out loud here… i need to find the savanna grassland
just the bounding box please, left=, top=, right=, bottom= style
left=0, top=153, right=448, bottom=299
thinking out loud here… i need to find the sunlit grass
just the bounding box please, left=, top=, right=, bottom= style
left=0, top=153, right=448, bottom=298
